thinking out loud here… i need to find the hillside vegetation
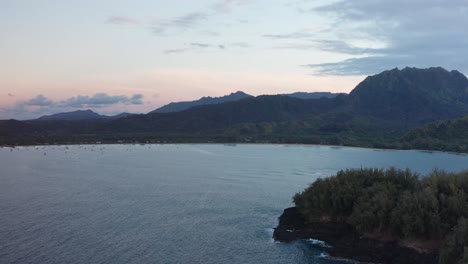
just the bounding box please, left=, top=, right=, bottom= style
left=151, top=91, right=253, bottom=113
left=293, top=168, right=468, bottom=264
left=401, top=115, right=468, bottom=153
left=0, top=67, right=467, bottom=152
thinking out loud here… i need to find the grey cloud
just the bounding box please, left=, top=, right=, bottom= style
left=214, top=0, right=251, bottom=13
left=307, top=52, right=468, bottom=76
left=108, top=16, right=140, bottom=25
left=164, top=43, right=213, bottom=54
left=190, top=43, right=227, bottom=50
left=61, top=93, right=143, bottom=108
left=164, top=41, right=250, bottom=54
left=273, top=43, right=315, bottom=50
left=0, top=95, right=51, bottom=120
left=109, top=0, right=254, bottom=37
left=190, top=42, right=212, bottom=48
left=164, top=48, right=189, bottom=54
left=305, top=56, right=415, bottom=76
left=172, top=12, right=207, bottom=28
left=130, top=94, right=144, bottom=105
left=153, top=12, right=208, bottom=35
left=1, top=93, right=144, bottom=120
left=302, top=0, right=468, bottom=75
left=108, top=12, right=207, bottom=35
left=263, top=32, right=316, bottom=39
left=113, top=1, right=252, bottom=39
left=312, top=40, right=384, bottom=55
left=200, top=31, right=221, bottom=36
left=1, top=95, right=55, bottom=119
left=25, top=95, right=54, bottom=106
left=269, top=38, right=382, bottom=54
left=230, top=42, right=251, bottom=48
left=0, top=105, right=41, bottom=120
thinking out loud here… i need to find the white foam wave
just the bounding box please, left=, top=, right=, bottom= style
left=305, top=238, right=332, bottom=248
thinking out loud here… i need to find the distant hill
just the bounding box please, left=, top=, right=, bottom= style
left=400, top=114, right=468, bottom=152
left=36, top=110, right=134, bottom=121
left=106, top=95, right=341, bottom=133
left=37, top=110, right=104, bottom=121
left=349, top=67, right=468, bottom=125
left=0, top=119, right=34, bottom=137
left=283, top=92, right=344, bottom=100
left=151, top=91, right=253, bottom=113
left=108, top=112, right=134, bottom=119
left=153, top=91, right=343, bottom=113
left=1, top=67, right=468, bottom=153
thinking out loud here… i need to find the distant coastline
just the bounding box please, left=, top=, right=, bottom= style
left=1, top=140, right=467, bottom=156
left=1, top=67, right=467, bottom=154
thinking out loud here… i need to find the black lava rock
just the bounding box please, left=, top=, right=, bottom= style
left=273, top=207, right=438, bottom=264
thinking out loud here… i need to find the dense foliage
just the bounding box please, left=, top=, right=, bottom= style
left=293, top=168, right=468, bottom=264
left=401, top=115, right=468, bottom=153
left=439, top=218, right=468, bottom=264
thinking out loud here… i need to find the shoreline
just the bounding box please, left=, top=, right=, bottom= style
left=273, top=207, right=438, bottom=264
left=1, top=142, right=466, bottom=156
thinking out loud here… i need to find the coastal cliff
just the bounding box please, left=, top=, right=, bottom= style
left=274, top=207, right=438, bottom=264
left=282, top=168, right=468, bottom=264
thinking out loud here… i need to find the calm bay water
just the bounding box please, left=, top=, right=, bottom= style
left=1, top=144, right=467, bottom=264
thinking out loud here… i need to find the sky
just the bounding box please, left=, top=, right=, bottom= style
left=1, top=0, right=468, bottom=119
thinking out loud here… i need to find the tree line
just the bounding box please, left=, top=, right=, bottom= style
left=293, top=168, right=468, bottom=264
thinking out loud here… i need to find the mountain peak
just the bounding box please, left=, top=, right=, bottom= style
left=37, top=109, right=103, bottom=121
left=374, top=66, right=460, bottom=77
left=349, top=66, right=468, bottom=123
left=231, top=91, right=248, bottom=95
left=35, top=109, right=134, bottom=121
left=151, top=91, right=253, bottom=113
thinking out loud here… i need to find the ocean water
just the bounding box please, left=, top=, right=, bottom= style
left=1, top=144, right=467, bottom=264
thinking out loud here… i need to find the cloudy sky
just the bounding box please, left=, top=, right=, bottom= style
left=1, top=0, right=467, bottom=119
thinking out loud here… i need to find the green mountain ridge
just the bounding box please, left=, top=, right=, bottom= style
left=151, top=91, right=253, bottom=113
left=348, top=67, right=468, bottom=125
left=1, top=67, right=467, bottom=152
left=35, top=109, right=135, bottom=121
left=151, top=91, right=344, bottom=114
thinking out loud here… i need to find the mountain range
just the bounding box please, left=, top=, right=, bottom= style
left=151, top=91, right=343, bottom=113
left=348, top=67, right=468, bottom=124
left=30, top=91, right=344, bottom=121
left=152, top=91, right=253, bottom=113
left=36, top=110, right=134, bottom=121
left=1, top=67, right=467, bottom=153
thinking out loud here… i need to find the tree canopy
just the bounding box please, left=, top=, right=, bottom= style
left=293, top=168, right=468, bottom=264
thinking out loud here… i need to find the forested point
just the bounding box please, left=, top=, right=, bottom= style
left=293, top=168, right=468, bottom=264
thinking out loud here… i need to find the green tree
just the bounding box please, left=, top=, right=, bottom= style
left=439, top=218, right=468, bottom=264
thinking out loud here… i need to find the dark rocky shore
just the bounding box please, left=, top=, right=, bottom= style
left=273, top=207, right=438, bottom=264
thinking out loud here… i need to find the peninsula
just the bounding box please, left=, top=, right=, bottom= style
left=274, top=168, right=468, bottom=264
